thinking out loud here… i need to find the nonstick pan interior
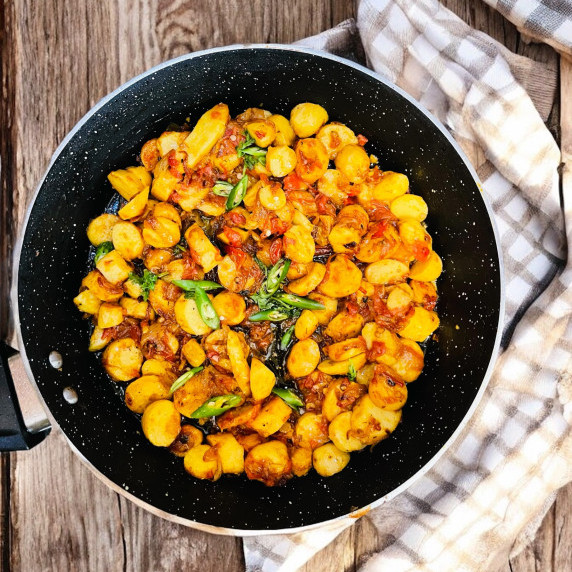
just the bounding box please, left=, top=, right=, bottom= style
left=17, top=46, right=502, bottom=532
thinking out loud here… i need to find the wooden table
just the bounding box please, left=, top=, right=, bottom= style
left=1, top=1, right=570, bottom=570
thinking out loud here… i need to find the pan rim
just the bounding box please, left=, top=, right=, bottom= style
left=13, top=43, right=505, bottom=535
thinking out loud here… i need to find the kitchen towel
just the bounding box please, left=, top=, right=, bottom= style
left=244, top=0, right=572, bottom=570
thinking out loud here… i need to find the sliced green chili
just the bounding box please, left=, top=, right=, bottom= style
left=265, top=258, right=291, bottom=295
left=274, top=293, right=325, bottom=310
left=194, top=285, right=220, bottom=329
left=226, top=168, right=249, bottom=210
left=212, top=180, right=234, bottom=196
left=169, top=366, right=204, bottom=394
left=189, top=394, right=243, bottom=418
left=172, top=279, right=222, bottom=292
left=272, top=387, right=304, bottom=409
left=94, top=241, right=114, bottom=263
left=280, top=324, right=295, bottom=350
left=249, top=308, right=291, bottom=322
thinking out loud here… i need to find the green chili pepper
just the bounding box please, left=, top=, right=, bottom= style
left=273, top=293, right=325, bottom=310
left=347, top=360, right=357, bottom=382
left=212, top=180, right=234, bottom=196
left=169, top=366, right=204, bottom=394
left=266, top=259, right=291, bottom=295
left=194, top=285, right=220, bottom=329
left=272, top=387, right=304, bottom=409
left=280, top=324, right=295, bottom=351
left=226, top=168, right=249, bottom=210
left=94, top=241, right=114, bottom=263
left=249, top=308, right=291, bottom=322
left=189, top=394, right=243, bottom=418
left=172, top=279, right=222, bottom=292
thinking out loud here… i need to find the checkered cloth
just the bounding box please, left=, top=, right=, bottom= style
left=244, top=1, right=572, bottom=570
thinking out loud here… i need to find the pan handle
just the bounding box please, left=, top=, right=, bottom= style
left=0, top=341, right=51, bottom=450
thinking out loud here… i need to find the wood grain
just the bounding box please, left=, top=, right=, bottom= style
left=1, top=1, right=570, bottom=571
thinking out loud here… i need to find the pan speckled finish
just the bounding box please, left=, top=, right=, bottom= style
left=15, top=46, right=503, bottom=533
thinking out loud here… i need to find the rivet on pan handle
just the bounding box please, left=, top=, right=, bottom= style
left=0, top=341, right=51, bottom=451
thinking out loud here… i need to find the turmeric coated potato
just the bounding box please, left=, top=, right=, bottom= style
left=184, top=444, right=222, bottom=481
left=97, top=302, right=124, bottom=329
left=102, top=338, right=143, bottom=381
left=365, top=259, right=409, bottom=285
left=322, top=379, right=367, bottom=422
left=316, top=123, right=358, bottom=159
left=227, top=330, right=251, bottom=396
left=325, top=337, right=366, bottom=362
left=108, top=166, right=151, bottom=200
left=290, top=103, right=328, bottom=138
left=287, top=262, right=326, bottom=296
left=244, top=440, right=292, bottom=486
left=294, top=310, right=319, bottom=340
left=212, top=291, right=246, bottom=326
left=87, top=213, right=119, bottom=246
left=317, top=352, right=366, bottom=376
left=334, top=144, right=370, bottom=183
left=287, top=339, right=321, bottom=378
left=118, top=188, right=149, bottom=220
left=309, top=293, right=338, bottom=325
left=350, top=395, right=401, bottom=446
left=323, top=312, right=364, bottom=342
left=185, top=223, right=222, bottom=273
left=258, top=182, right=287, bottom=211
left=409, top=251, right=443, bottom=282
left=141, top=399, right=181, bottom=447
left=246, top=119, right=276, bottom=147
left=368, top=367, right=408, bottom=411
left=329, top=412, right=366, bottom=452
left=318, top=255, right=362, bottom=298
left=112, top=221, right=144, bottom=260
left=313, top=443, right=350, bottom=477
left=169, top=424, right=203, bottom=457
left=207, top=433, right=245, bottom=474
left=290, top=446, right=313, bottom=477
left=73, top=289, right=101, bottom=314
left=266, top=146, right=297, bottom=178
left=295, top=138, right=329, bottom=184
left=390, top=194, right=428, bottom=221
left=373, top=172, right=409, bottom=203
left=250, top=357, right=276, bottom=402
left=398, top=307, right=440, bottom=342
left=96, top=250, right=132, bottom=285
left=294, top=413, right=330, bottom=450
left=125, top=375, right=170, bottom=414
left=269, top=114, right=296, bottom=146
left=283, top=225, right=315, bottom=264
left=249, top=397, right=292, bottom=438
left=174, top=295, right=212, bottom=336
left=181, top=339, right=206, bottom=367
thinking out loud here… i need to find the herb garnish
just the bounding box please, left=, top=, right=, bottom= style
left=128, top=269, right=160, bottom=301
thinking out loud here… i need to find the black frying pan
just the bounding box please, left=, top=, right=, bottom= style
left=3, top=46, right=503, bottom=534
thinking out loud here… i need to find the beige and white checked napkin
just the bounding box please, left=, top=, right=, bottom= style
left=244, top=0, right=572, bottom=570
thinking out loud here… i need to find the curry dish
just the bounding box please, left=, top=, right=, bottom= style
left=74, top=103, right=442, bottom=486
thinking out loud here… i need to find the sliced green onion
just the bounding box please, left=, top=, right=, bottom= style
left=169, top=366, right=203, bottom=394
left=280, top=324, right=295, bottom=350
left=249, top=309, right=291, bottom=322
left=189, top=394, right=243, bottom=418
left=94, top=241, right=114, bottom=263
left=194, top=285, right=220, bottom=329
left=272, top=387, right=304, bottom=409
left=172, top=279, right=222, bottom=292
left=266, top=259, right=291, bottom=295
left=273, top=293, right=325, bottom=310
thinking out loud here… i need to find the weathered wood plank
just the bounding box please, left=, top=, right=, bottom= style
left=10, top=428, right=125, bottom=572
